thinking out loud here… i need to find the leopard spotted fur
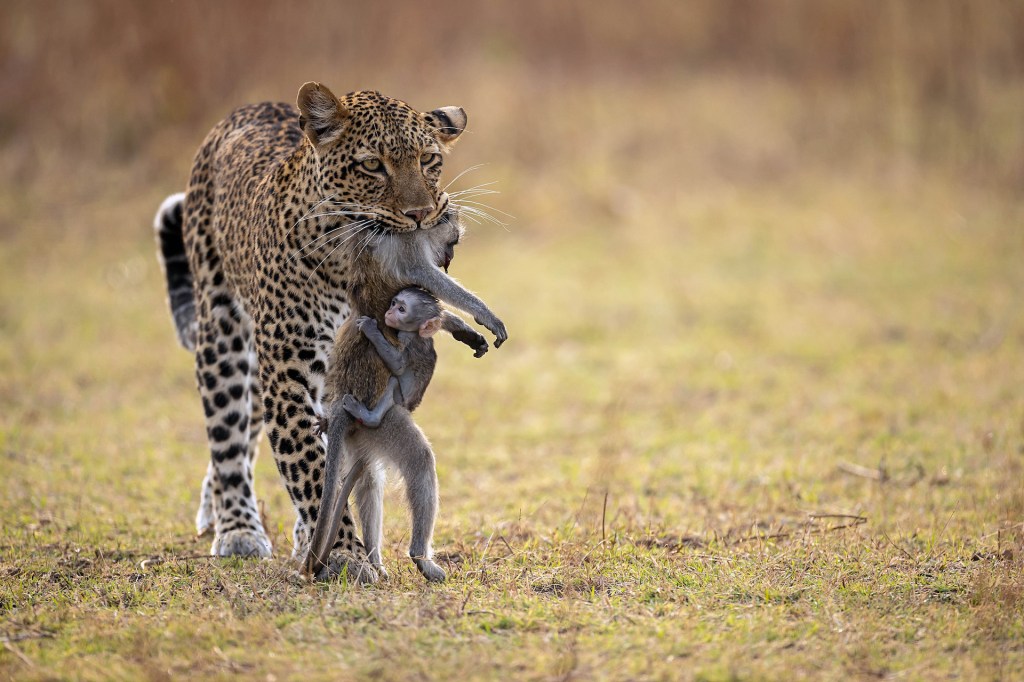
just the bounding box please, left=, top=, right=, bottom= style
left=154, top=84, right=470, bottom=581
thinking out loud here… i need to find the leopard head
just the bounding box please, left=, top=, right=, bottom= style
left=297, top=82, right=466, bottom=233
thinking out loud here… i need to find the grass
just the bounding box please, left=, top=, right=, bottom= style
left=2, top=67, right=1024, bottom=679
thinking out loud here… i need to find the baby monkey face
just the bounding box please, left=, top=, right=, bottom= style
left=384, top=293, right=421, bottom=332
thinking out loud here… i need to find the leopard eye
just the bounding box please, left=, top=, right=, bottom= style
left=360, top=158, right=383, bottom=173
left=420, top=152, right=440, bottom=167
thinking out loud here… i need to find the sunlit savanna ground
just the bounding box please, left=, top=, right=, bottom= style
left=2, top=4, right=1024, bottom=679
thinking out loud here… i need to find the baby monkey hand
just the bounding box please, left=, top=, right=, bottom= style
left=354, top=315, right=377, bottom=333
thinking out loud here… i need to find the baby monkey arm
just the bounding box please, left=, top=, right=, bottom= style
left=355, top=316, right=407, bottom=375
left=441, top=310, right=489, bottom=357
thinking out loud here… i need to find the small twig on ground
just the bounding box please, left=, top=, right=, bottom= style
left=838, top=461, right=887, bottom=481
left=572, top=488, right=591, bottom=533
left=730, top=515, right=867, bottom=546
left=579, top=539, right=608, bottom=564
left=2, top=641, right=35, bottom=667
left=498, top=535, right=516, bottom=556
left=807, top=513, right=868, bottom=522
left=0, top=631, right=54, bottom=644
left=601, top=489, right=609, bottom=543
left=478, top=529, right=497, bottom=563
left=882, top=531, right=917, bottom=562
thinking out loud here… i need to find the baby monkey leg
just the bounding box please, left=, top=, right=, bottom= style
left=341, top=377, right=400, bottom=428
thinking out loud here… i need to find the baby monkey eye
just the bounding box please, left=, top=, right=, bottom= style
left=360, top=158, right=383, bottom=173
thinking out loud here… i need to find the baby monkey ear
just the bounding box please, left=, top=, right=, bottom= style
left=297, top=82, right=350, bottom=146
left=419, top=316, right=443, bottom=338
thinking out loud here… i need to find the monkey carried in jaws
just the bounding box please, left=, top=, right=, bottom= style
left=305, top=212, right=506, bottom=582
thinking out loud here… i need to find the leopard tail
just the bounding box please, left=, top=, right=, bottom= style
left=153, top=192, right=197, bottom=351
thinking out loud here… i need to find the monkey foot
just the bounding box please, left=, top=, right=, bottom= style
left=413, top=557, right=446, bottom=583
left=313, top=549, right=381, bottom=585
left=341, top=394, right=381, bottom=428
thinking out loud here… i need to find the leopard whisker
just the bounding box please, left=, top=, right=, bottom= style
left=452, top=204, right=510, bottom=230
left=291, top=226, right=366, bottom=263
left=442, top=164, right=487, bottom=192
left=295, top=209, right=374, bottom=225
left=289, top=219, right=374, bottom=260
left=452, top=199, right=515, bottom=220
left=352, top=226, right=379, bottom=263
left=304, top=223, right=374, bottom=282
left=325, top=200, right=382, bottom=213
left=292, top=192, right=340, bottom=230
left=448, top=181, right=499, bottom=197
left=448, top=190, right=500, bottom=202
left=305, top=239, right=349, bottom=284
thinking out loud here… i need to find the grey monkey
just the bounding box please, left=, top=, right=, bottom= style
left=341, top=287, right=448, bottom=428
left=305, top=214, right=505, bottom=582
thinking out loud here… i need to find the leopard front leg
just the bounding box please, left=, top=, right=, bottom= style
left=256, top=318, right=378, bottom=584
left=193, top=296, right=272, bottom=557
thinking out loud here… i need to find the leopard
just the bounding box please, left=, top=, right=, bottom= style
left=152, top=82, right=501, bottom=582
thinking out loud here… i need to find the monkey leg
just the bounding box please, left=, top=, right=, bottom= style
left=305, top=401, right=365, bottom=578
left=353, top=462, right=387, bottom=577
left=340, top=377, right=399, bottom=428
left=360, top=407, right=445, bottom=583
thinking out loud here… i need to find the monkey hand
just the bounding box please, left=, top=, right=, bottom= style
left=474, top=311, right=507, bottom=348
left=354, top=316, right=377, bottom=334
left=451, top=326, right=489, bottom=358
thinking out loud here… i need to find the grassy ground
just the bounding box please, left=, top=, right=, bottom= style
left=2, top=71, right=1023, bottom=679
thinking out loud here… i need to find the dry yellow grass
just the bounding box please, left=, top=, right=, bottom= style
left=2, top=2, right=1023, bottom=680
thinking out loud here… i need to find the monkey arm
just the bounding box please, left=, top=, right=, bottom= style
left=397, top=264, right=508, bottom=347
left=440, top=310, right=489, bottom=358
left=359, top=318, right=408, bottom=375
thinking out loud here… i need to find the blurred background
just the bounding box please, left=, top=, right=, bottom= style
left=3, top=0, right=1023, bottom=212
left=1, top=0, right=1022, bottom=552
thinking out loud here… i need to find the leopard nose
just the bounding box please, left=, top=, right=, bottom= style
left=404, top=207, right=433, bottom=224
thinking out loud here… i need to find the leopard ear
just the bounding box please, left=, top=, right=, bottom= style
left=424, top=106, right=467, bottom=149
left=297, top=82, right=349, bottom=146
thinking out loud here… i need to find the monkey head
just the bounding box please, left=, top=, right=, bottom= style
left=385, top=287, right=443, bottom=338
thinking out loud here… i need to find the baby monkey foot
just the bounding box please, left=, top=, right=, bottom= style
left=341, top=394, right=382, bottom=428
left=412, top=556, right=446, bottom=583
left=314, top=414, right=328, bottom=438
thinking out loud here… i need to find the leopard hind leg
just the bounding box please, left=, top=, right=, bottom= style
left=194, top=294, right=272, bottom=558
left=195, top=364, right=263, bottom=537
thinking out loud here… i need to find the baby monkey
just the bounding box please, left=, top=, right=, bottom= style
left=341, top=287, right=449, bottom=428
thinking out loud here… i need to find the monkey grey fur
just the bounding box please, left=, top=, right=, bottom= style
left=304, top=213, right=506, bottom=582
